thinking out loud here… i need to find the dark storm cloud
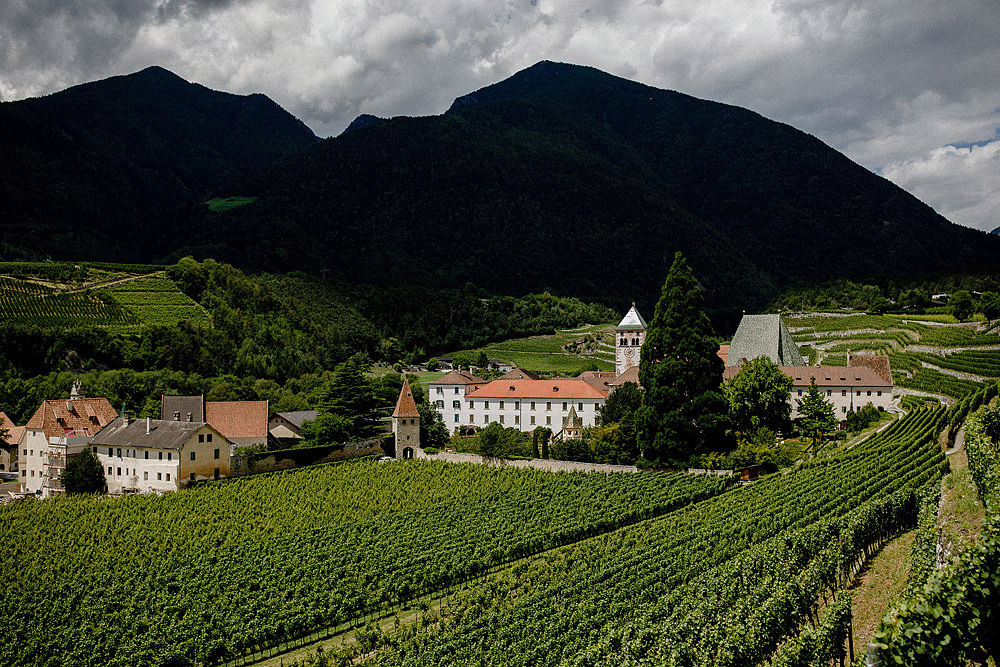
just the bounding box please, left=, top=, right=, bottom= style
left=0, top=0, right=996, bottom=229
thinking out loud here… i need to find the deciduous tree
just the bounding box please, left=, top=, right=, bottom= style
left=62, top=450, right=106, bottom=494
left=724, top=357, right=793, bottom=433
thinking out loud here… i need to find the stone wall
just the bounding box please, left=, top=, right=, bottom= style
left=230, top=436, right=389, bottom=477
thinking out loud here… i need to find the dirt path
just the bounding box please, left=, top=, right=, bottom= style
left=938, top=429, right=986, bottom=564
left=848, top=530, right=916, bottom=652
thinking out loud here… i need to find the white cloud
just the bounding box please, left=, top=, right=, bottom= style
left=1, top=0, right=998, bottom=230
left=882, top=138, right=1000, bottom=232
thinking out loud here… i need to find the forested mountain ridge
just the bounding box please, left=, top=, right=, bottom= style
left=1, top=62, right=997, bottom=329
left=0, top=66, right=317, bottom=261
left=167, top=61, right=999, bottom=327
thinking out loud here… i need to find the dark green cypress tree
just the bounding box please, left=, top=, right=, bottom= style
left=636, top=252, right=729, bottom=462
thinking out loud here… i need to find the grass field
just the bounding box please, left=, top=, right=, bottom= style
left=445, top=323, right=615, bottom=375
left=206, top=196, right=258, bottom=212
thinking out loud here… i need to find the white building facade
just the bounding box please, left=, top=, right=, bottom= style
left=615, top=304, right=647, bottom=376
left=460, top=379, right=607, bottom=433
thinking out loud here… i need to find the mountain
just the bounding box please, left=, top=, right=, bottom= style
left=162, top=61, right=997, bottom=323
left=2, top=62, right=996, bottom=326
left=0, top=66, right=317, bottom=261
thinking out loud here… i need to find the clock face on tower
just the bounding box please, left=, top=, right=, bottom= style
left=624, top=347, right=634, bottom=358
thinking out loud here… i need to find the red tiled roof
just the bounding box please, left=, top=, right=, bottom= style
left=723, top=365, right=892, bottom=387
left=468, top=378, right=608, bottom=400
left=849, top=355, right=892, bottom=383
left=609, top=366, right=641, bottom=387
left=1, top=412, right=25, bottom=446
left=23, top=398, right=118, bottom=439
left=499, top=367, right=541, bottom=381
left=205, top=401, right=269, bottom=439
left=430, top=370, right=488, bottom=385
left=717, top=344, right=730, bottom=365
left=393, top=378, right=421, bottom=418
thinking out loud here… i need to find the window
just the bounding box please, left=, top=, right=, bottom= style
left=453, top=400, right=461, bottom=409
left=157, top=472, right=162, bottom=481
left=107, top=467, right=112, bottom=475
left=531, top=401, right=536, bottom=410
left=826, top=390, right=832, bottom=396
left=797, top=390, right=802, bottom=396
left=546, top=416, right=551, bottom=425
left=867, top=391, right=872, bottom=396
left=22, top=449, right=26, bottom=456
left=167, top=452, right=172, bottom=461
left=470, top=400, right=475, bottom=409
left=562, top=402, right=567, bottom=410
left=158, top=451, right=163, bottom=460
left=30, top=470, right=34, bottom=477
left=116, top=448, right=121, bottom=457
left=578, top=403, right=584, bottom=411
left=116, top=467, right=121, bottom=476
left=856, top=391, right=861, bottom=396
left=214, top=467, right=220, bottom=480
left=207, top=433, right=212, bottom=443
left=877, top=391, right=882, bottom=396
left=530, top=416, right=536, bottom=425
left=514, top=415, right=519, bottom=424
left=454, top=414, right=459, bottom=422
left=190, top=473, right=196, bottom=482
left=484, top=415, right=489, bottom=423
left=842, top=407, right=847, bottom=413
left=515, top=401, right=519, bottom=409
left=108, top=447, right=112, bottom=456
left=499, top=401, right=505, bottom=409
left=144, top=471, right=148, bottom=481
left=436, top=400, right=444, bottom=409
left=454, top=387, right=459, bottom=394
left=546, top=402, right=551, bottom=411
left=484, top=401, right=490, bottom=409
left=842, top=390, right=847, bottom=397
left=410, top=418, right=415, bottom=425
left=468, top=415, right=474, bottom=423
left=214, top=448, right=220, bottom=460
left=500, top=415, right=505, bottom=424
left=166, top=473, right=171, bottom=481
left=190, top=451, right=196, bottom=461
left=436, top=387, right=443, bottom=395
left=144, top=451, right=149, bottom=459
left=198, top=434, right=204, bottom=443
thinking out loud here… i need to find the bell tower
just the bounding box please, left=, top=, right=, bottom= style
left=615, top=303, right=647, bottom=376
left=392, top=377, right=422, bottom=459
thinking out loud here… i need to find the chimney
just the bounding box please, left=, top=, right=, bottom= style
left=146, top=417, right=151, bottom=434
left=123, top=411, right=132, bottom=425
left=186, top=412, right=193, bottom=422
left=173, top=411, right=180, bottom=421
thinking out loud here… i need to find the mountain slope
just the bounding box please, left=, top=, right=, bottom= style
left=167, top=61, right=998, bottom=322
left=0, top=66, right=317, bottom=261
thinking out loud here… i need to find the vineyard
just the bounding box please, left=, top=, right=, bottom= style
left=361, top=406, right=950, bottom=666
left=0, top=269, right=208, bottom=330
left=0, top=400, right=962, bottom=667
left=0, top=461, right=732, bottom=667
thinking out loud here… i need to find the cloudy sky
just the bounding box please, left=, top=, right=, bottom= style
left=2, top=0, right=998, bottom=231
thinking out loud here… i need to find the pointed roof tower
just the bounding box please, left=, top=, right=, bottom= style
left=392, top=378, right=420, bottom=418
left=616, top=303, right=648, bottom=331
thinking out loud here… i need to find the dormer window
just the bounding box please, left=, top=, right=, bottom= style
left=553, top=386, right=559, bottom=392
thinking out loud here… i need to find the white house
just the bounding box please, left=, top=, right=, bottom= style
left=90, top=416, right=232, bottom=494
left=463, top=378, right=608, bottom=432
left=429, top=370, right=489, bottom=428
left=19, top=396, right=118, bottom=495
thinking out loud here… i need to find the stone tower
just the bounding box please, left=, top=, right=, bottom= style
left=615, top=303, right=648, bottom=376
left=392, top=377, right=422, bottom=459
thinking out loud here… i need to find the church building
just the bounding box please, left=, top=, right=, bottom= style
left=615, top=303, right=647, bottom=376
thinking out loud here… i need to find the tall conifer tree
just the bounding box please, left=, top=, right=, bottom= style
left=636, top=252, right=729, bottom=461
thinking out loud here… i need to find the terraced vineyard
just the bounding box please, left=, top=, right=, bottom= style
left=0, top=268, right=207, bottom=330
left=787, top=312, right=1000, bottom=401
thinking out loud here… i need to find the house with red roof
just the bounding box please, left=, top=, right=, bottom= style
left=161, top=396, right=272, bottom=450
left=463, top=377, right=609, bottom=433
left=19, top=394, right=118, bottom=495
left=1, top=412, right=25, bottom=473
